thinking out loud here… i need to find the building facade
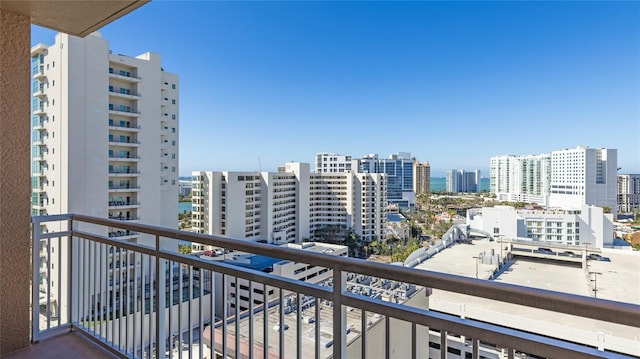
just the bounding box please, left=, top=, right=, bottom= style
left=191, top=162, right=387, bottom=247
left=490, top=154, right=551, bottom=205
left=31, top=32, right=179, bottom=315
left=355, top=152, right=415, bottom=209
left=548, top=147, right=617, bottom=213
left=467, top=205, right=614, bottom=248
left=446, top=169, right=481, bottom=193
left=617, top=174, right=640, bottom=213
left=314, top=152, right=353, bottom=173
left=413, top=160, right=431, bottom=195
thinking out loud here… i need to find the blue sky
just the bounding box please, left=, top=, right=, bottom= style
left=32, top=1, right=640, bottom=177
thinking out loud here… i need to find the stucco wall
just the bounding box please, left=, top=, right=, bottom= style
left=0, top=8, right=31, bottom=354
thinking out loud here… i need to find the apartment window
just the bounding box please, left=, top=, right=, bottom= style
left=52, top=80, right=55, bottom=86
left=171, top=167, right=176, bottom=172
left=171, top=154, right=176, bottom=159
left=171, top=127, right=176, bottom=133
left=172, top=83, right=176, bottom=89
left=171, top=99, right=176, bottom=104
left=52, top=61, right=55, bottom=67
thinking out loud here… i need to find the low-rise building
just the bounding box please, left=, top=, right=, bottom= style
left=467, top=205, right=614, bottom=248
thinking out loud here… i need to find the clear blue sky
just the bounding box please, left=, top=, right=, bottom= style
left=32, top=1, right=640, bottom=177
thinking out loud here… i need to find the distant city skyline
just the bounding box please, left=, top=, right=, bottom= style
left=31, top=1, right=640, bottom=177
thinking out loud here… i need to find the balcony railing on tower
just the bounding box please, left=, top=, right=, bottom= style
left=32, top=214, right=639, bottom=359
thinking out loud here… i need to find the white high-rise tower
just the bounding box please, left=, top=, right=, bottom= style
left=549, top=146, right=617, bottom=212
left=31, top=32, right=179, bottom=315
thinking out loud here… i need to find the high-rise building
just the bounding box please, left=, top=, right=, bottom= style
left=490, top=154, right=551, bottom=204
left=446, top=169, right=480, bottom=193
left=548, top=147, right=617, bottom=212
left=314, top=152, right=352, bottom=173
left=617, top=174, right=640, bottom=213
left=31, top=32, right=179, bottom=310
left=355, top=152, right=415, bottom=209
left=191, top=162, right=387, bottom=247
left=490, top=147, right=618, bottom=212
left=413, top=160, right=431, bottom=195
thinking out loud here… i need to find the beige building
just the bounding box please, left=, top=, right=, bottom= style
left=30, top=31, right=179, bottom=321
left=413, top=160, right=431, bottom=195
left=191, top=162, right=387, bottom=248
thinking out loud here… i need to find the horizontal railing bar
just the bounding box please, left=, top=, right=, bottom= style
left=341, top=292, right=628, bottom=359
left=34, top=324, right=73, bottom=343
left=33, top=214, right=72, bottom=223
left=37, top=231, right=72, bottom=240
left=48, top=214, right=640, bottom=328
left=72, top=325, right=129, bottom=359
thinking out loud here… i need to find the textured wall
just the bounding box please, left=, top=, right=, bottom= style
left=0, top=8, right=31, bottom=355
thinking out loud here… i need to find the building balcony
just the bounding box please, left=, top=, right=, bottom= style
left=108, top=185, right=140, bottom=192
left=108, top=88, right=141, bottom=99
left=108, top=169, right=140, bottom=176
left=25, top=214, right=640, bottom=359
left=108, top=139, right=140, bottom=147
left=26, top=215, right=640, bottom=358
left=33, top=89, right=47, bottom=98
left=108, top=122, right=141, bottom=132
left=108, top=154, right=140, bottom=161
left=32, top=107, right=46, bottom=116
left=108, top=201, right=140, bottom=208
left=32, top=68, right=46, bottom=79
left=107, top=215, right=140, bottom=222
left=108, top=69, right=141, bottom=82
left=108, top=107, right=141, bottom=117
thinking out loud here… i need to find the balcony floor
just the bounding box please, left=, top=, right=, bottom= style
left=4, top=331, right=116, bottom=359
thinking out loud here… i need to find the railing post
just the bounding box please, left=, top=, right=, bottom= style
left=156, top=235, right=167, bottom=359
left=69, top=216, right=78, bottom=325
left=31, top=217, right=41, bottom=343
left=332, top=268, right=347, bottom=359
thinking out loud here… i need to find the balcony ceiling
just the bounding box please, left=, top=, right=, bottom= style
left=0, top=0, right=150, bottom=37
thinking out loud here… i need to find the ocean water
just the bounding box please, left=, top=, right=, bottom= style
left=430, top=177, right=489, bottom=192
left=178, top=201, right=191, bottom=214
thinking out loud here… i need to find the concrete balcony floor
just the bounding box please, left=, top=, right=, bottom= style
left=4, top=332, right=116, bottom=359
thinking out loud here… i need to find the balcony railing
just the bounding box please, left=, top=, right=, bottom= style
left=108, top=201, right=140, bottom=207
left=32, top=214, right=640, bottom=359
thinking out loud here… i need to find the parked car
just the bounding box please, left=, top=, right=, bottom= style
left=588, top=253, right=611, bottom=262
left=536, top=247, right=554, bottom=254
left=561, top=251, right=578, bottom=257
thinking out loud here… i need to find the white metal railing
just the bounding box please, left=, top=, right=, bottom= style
left=31, top=214, right=639, bottom=359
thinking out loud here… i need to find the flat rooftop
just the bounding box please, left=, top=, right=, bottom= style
left=413, top=239, right=640, bottom=355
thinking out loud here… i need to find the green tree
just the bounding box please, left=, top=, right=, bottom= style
left=178, top=243, right=192, bottom=254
